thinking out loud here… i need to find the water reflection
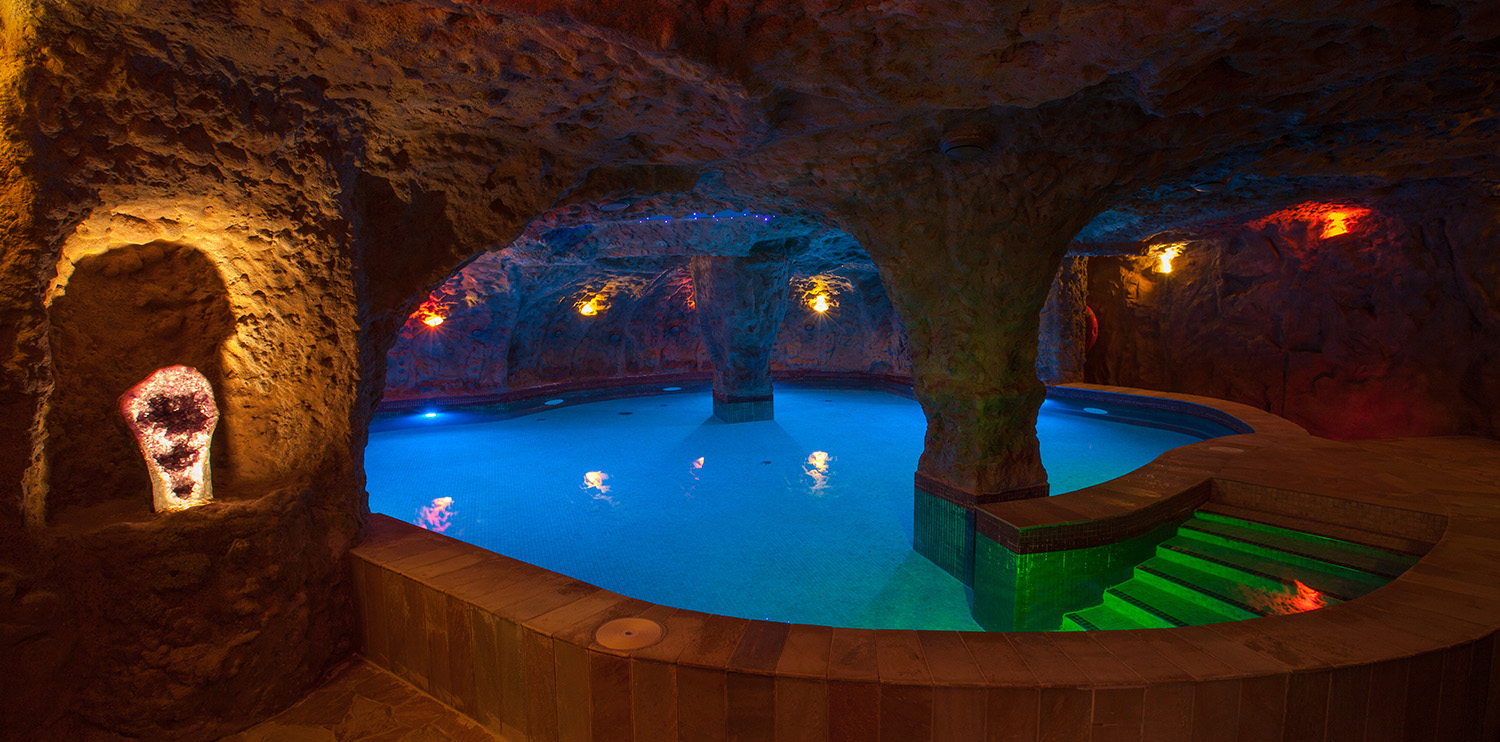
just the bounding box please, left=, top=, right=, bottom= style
left=804, top=451, right=832, bottom=494
left=417, top=496, right=456, bottom=533
left=583, top=470, right=616, bottom=505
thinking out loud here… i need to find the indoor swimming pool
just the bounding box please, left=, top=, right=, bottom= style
left=365, top=386, right=1227, bottom=630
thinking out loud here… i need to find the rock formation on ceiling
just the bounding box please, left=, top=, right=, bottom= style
left=0, top=0, right=1497, bottom=738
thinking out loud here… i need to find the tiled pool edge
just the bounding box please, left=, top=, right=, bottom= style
left=351, top=385, right=1500, bottom=740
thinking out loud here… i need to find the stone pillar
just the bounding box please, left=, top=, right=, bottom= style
left=690, top=238, right=797, bottom=423
left=836, top=127, right=1110, bottom=583
left=1036, top=256, right=1089, bottom=385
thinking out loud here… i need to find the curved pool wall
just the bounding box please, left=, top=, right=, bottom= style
left=350, top=384, right=1500, bottom=740
left=910, top=383, right=1255, bottom=626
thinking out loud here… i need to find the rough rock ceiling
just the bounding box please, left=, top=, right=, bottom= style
left=26, top=0, right=1500, bottom=268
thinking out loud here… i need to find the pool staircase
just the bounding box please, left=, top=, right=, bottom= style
left=1058, top=509, right=1422, bottom=631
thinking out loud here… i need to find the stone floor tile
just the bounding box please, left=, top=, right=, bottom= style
left=221, top=660, right=501, bottom=742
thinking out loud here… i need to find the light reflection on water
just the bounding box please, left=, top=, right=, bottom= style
left=804, top=450, right=832, bottom=494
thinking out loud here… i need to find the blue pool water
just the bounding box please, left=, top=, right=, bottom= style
left=366, top=387, right=1214, bottom=631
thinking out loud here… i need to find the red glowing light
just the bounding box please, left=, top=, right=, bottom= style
left=1248, top=202, right=1371, bottom=240
left=411, top=297, right=448, bottom=329
left=1321, top=210, right=1354, bottom=238
left=1289, top=580, right=1325, bottom=613
left=1249, top=579, right=1327, bottom=616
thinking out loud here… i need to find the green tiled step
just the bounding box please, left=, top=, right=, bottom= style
left=1067, top=602, right=1158, bottom=631
left=1106, top=575, right=1252, bottom=626
left=1058, top=513, right=1415, bottom=631
left=1157, top=537, right=1383, bottom=602
left=1058, top=615, right=1089, bottom=631
left=1133, top=558, right=1268, bottom=619
left=1197, top=503, right=1433, bottom=557
left=1183, top=514, right=1417, bottom=580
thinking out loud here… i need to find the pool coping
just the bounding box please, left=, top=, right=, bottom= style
left=350, top=384, right=1500, bottom=740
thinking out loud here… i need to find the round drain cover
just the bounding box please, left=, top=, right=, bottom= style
left=595, top=618, right=666, bottom=650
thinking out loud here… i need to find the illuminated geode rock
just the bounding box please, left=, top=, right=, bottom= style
left=119, top=365, right=218, bottom=512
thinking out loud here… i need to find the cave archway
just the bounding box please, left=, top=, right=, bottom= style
left=46, top=241, right=233, bottom=521
left=376, top=216, right=907, bottom=410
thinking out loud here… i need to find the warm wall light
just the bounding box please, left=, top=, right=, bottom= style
left=1151, top=243, right=1185, bottom=274
left=577, top=296, right=604, bottom=316
left=796, top=274, right=852, bottom=314
left=1322, top=210, right=1355, bottom=238
left=1248, top=202, right=1372, bottom=240
left=412, top=297, right=447, bottom=328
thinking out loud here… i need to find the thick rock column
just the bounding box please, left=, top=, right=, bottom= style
left=831, top=116, right=1119, bottom=584
left=1036, top=257, right=1090, bottom=385
left=690, top=238, right=797, bottom=423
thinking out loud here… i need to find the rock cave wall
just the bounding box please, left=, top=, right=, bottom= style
left=381, top=238, right=913, bottom=403
left=0, top=8, right=367, bottom=741
left=1085, top=181, right=1500, bottom=440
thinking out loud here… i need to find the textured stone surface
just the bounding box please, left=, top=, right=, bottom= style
left=1086, top=182, right=1500, bottom=440
left=691, top=237, right=797, bottom=415
left=382, top=230, right=910, bottom=402
left=220, top=660, right=500, bottom=742
left=0, top=0, right=1496, bottom=738
left=1037, top=258, right=1090, bottom=385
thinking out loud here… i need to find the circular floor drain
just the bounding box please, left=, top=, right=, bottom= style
left=595, top=618, right=665, bottom=650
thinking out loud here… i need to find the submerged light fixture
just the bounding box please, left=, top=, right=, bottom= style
left=1248, top=578, right=1327, bottom=615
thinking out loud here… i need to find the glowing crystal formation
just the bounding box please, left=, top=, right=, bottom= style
left=119, top=365, right=218, bottom=513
